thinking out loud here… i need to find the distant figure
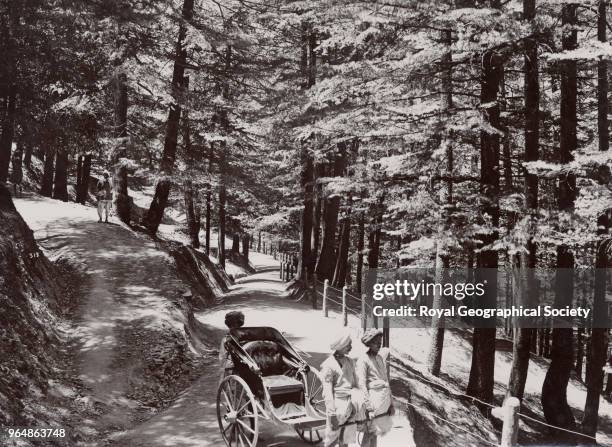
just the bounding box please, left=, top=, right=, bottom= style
left=357, top=328, right=394, bottom=447
left=96, top=171, right=112, bottom=223
left=10, top=146, right=23, bottom=197
left=219, top=311, right=245, bottom=381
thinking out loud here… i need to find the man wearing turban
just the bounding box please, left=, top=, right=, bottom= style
left=320, top=330, right=367, bottom=446
left=356, top=328, right=394, bottom=446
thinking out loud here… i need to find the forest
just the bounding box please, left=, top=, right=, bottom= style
left=1, top=0, right=612, bottom=446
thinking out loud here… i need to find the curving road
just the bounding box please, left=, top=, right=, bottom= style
left=118, top=266, right=415, bottom=447
left=14, top=195, right=413, bottom=447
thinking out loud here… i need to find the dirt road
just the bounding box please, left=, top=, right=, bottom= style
left=15, top=196, right=414, bottom=447
left=15, top=197, right=193, bottom=441
left=118, top=269, right=414, bottom=447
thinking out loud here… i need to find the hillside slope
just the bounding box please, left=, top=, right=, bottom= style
left=11, top=193, right=231, bottom=445
left=0, top=185, right=72, bottom=439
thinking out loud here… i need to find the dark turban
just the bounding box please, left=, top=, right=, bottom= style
left=225, top=311, right=244, bottom=328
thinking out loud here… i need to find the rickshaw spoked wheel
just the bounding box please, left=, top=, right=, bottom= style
left=295, top=425, right=324, bottom=444
left=295, top=366, right=325, bottom=444
left=217, top=375, right=259, bottom=447
left=301, top=366, right=326, bottom=417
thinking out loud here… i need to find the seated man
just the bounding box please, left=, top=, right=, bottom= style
left=245, top=340, right=287, bottom=376
left=320, top=330, right=367, bottom=447
left=218, top=311, right=245, bottom=382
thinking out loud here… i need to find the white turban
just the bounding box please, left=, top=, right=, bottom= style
left=330, top=330, right=352, bottom=352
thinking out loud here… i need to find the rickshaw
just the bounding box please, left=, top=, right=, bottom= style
left=216, top=326, right=327, bottom=446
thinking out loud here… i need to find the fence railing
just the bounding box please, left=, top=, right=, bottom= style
left=255, top=245, right=600, bottom=446
left=297, top=276, right=595, bottom=447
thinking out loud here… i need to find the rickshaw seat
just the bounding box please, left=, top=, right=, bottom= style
left=242, top=340, right=305, bottom=396
left=243, top=340, right=286, bottom=376
left=262, top=375, right=304, bottom=395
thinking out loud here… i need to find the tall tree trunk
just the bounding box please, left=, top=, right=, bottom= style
left=428, top=28, right=453, bottom=377
left=40, top=146, right=54, bottom=197
left=582, top=2, right=609, bottom=435
left=0, top=90, right=16, bottom=183
left=467, top=44, right=502, bottom=408
left=356, top=210, right=365, bottom=296
left=205, top=188, right=211, bottom=256
left=183, top=77, right=199, bottom=248
left=301, top=28, right=317, bottom=278
left=542, top=249, right=576, bottom=435
left=508, top=0, right=539, bottom=401
left=308, top=30, right=316, bottom=88
left=332, top=212, right=351, bottom=288
left=298, top=146, right=314, bottom=280
left=218, top=149, right=226, bottom=268
left=231, top=234, right=240, bottom=253
left=0, top=2, right=18, bottom=184
left=300, top=22, right=308, bottom=88
left=216, top=44, right=232, bottom=268
left=112, top=69, right=131, bottom=224
left=315, top=143, right=347, bottom=280
left=76, top=155, right=83, bottom=201
left=184, top=180, right=200, bottom=248
left=597, top=0, right=609, bottom=153
left=0, top=1, right=19, bottom=183
left=52, top=148, right=68, bottom=201
left=311, top=162, right=324, bottom=271
left=367, top=194, right=385, bottom=270
left=541, top=4, right=578, bottom=435
left=142, top=0, right=194, bottom=235
left=575, top=325, right=584, bottom=379
left=242, top=234, right=249, bottom=261
left=79, top=154, right=91, bottom=203
left=22, top=137, right=31, bottom=169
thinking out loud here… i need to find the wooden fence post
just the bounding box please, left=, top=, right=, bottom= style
left=280, top=253, right=284, bottom=279
left=285, top=255, right=290, bottom=282
left=342, top=286, right=348, bottom=327
left=323, top=279, right=329, bottom=317
left=312, top=273, right=318, bottom=309
left=500, top=397, right=520, bottom=447
left=383, top=316, right=390, bottom=347
left=285, top=255, right=289, bottom=281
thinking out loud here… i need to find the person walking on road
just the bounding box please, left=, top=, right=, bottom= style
left=96, top=171, right=112, bottom=223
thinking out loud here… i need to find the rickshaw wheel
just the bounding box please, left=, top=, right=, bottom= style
left=295, top=425, right=323, bottom=444
left=217, top=375, right=259, bottom=447
left=295, top=366, right=325, bottom=444
left=301, top=366, right=326, bottom=417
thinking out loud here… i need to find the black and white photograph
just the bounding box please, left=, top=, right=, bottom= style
left=1, top=0, right=612, bottom=446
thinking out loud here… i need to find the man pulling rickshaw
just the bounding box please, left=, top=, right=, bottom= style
left=215, top=321, right=395, bottom=447
left=320, top=330, right=368, bottom=447
left=320, top=329, right=395, bottom=447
